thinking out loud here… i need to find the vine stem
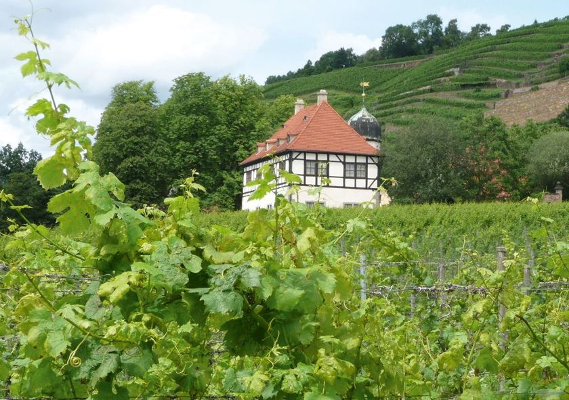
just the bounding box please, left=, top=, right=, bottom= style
left=21, top=268, right=136, bottom=346
left=24, top=17, right=59, bottom=112
left=6, top=197, right=85, bottom=261
left=516, top=313, right=569, bottom=372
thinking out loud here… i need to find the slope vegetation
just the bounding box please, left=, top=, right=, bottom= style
left=263, top=18, right=569, bottom=128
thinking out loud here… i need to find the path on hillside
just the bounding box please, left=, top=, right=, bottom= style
left=486, top=78, right=569, bottom=125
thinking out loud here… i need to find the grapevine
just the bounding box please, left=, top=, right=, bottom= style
left=1, top=13, right=569, bottom=400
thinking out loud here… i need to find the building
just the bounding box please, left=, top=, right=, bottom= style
left=240, top=89, right=387, bottom=210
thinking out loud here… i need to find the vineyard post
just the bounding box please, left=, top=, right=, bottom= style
left=496, top=246, right=507, bottom=392
left=359, top=254, right=367, bottom=301
left=523, top=228, right=534, bottom=295
left=438, top=260, right=446, bottom=309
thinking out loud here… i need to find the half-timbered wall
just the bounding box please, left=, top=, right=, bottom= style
left=241, top=154, right=291, bottom=210
left=242, top=150, right=384, bottom=210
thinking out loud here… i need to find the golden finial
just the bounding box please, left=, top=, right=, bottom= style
left=360, top=81, right=369, bottom=105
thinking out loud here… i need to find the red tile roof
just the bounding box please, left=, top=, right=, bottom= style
left=241, top=101, right=379, bottom=165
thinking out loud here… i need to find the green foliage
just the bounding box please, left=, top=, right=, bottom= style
left=559, top=55, right=569, bottom=76
left=263, top=18, right=569, bottom=129
left=93, top=81, right=172, bottom=206
left=5, top=13, right=569, bottom=400
left=160, top=73, right=272, bottom=210
left=382, top=116, right=468, bottom=203
left=381, top=24, right=419, bottom=58
left=528, top=130, right=569, bottom=191
left=0, top=143, right=55, bottom=230
left=556, top=104, right=569, bottom=128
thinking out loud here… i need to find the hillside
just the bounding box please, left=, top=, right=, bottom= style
left=263, top=18, right=569, bottom=129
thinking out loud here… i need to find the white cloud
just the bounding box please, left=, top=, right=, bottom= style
left=306, top=30, right=382, bottom=62
left=50, top=5, right=268, bottom=95
left=438, top=6, right=509, bottom=33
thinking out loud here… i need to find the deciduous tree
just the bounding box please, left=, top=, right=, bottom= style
left=528, top=130, right=569, bottom=192
left=380, top=24, right=419, bottom=59
left=382, top=116, right=467, bottom=203
left=93, top=81, right=172, bottom=206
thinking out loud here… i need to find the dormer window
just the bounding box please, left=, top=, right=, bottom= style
left=287, top=134, right=297, bottom=144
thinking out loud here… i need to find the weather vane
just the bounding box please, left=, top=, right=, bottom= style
left=360, top=81, right=369, bottom=106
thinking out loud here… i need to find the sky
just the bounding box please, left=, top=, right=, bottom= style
left=1, top=0, right=568, bottom=157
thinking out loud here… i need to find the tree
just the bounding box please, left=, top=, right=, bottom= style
left=380, top=24, right=419, bottom=59
left=528, top=130, right=569, bottom=192
left=382, top=117, right=467, bottom=203
left=460, top=115, right=522, bottom=200
left=0, top=143, right=52, bottom=230
left=558, top=56, right=569, bottom=77
left=264, top=94, right=297, bottom=129
left=361, top=47, right=382, bottom=63
left=496, top=24, right=511, bottom=35
left=93, top=81, right=172, bottom=206
left=443, top=19, right=464, bottom=48
left=467, top=24, right=491, bottom=40
left=413, top=14, right=444, bottom=54
left=314, top=48, right=358, bottom=73
left=161, top=73, right=271, bottom=210
left=556, top=104, right=569, bottom=128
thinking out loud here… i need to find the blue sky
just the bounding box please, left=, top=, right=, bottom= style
left=1, top=0, right=568, bottom=155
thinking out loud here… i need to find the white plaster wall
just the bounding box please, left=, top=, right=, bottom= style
left=296, top=186, right=378, bottom=208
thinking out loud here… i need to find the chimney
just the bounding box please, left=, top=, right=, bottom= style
left=294, top=99, right=305, bottom=114
left=317, top=89, right=328, bottom=105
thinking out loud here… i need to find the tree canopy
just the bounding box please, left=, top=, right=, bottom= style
left=382, top=117, right=467, bottom=203
left=93, top=75, right=295, bottom=210
left=93, top=81, right=172, bottom=206
left=528, top=130, right=569, bottom=192
left=0, top=143, right=53, bottom=230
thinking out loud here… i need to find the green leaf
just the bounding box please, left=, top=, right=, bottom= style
left=201, top=290, right=243, bottom=316
left=45, top=330, right=70, bottom=357
left=98, top=272, right=138, bottom=304
left=203, top=244, right=238, bottom=264
left=473, top=346, right=498, bottom=373
left=120, top=346, right=154, bottom=377
left=34, top=156, right=67, bottom=189
left=298, top=227, right=317, bottom=253
left=269, top=286, right=304, bottom=312
left=89, top=347, right=120, bottom=387
left=92, top=380, right=129, bottom=400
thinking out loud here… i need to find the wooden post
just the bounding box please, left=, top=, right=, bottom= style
left=438, top=261, right=446, bottom=310
left=496, top=246, right=506, bottom=321
left=410, top=293, right=416, bottom=317
left=496, top=246, right=507, bottom=392
left=359, top=254, right=367, bottom=301
left=523, top=227, right=533, bottom=295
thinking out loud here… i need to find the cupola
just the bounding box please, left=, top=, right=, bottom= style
left=348, top=82, right=381, bottom=150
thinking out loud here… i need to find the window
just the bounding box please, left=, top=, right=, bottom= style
left=306, top=160, right=317, bottom=176
left=306, top=201, right=325, bottom=208
left=245, top=171, right=252, bottom=183
left=279, top=160, right=286, bottom=171
left=306, top=160, right=328, bottom=176
left=343, top=203, right=359, bottom=208
left=256, top=169, right=263, bottom=180
left=345, top=163, right=366, bottom=178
